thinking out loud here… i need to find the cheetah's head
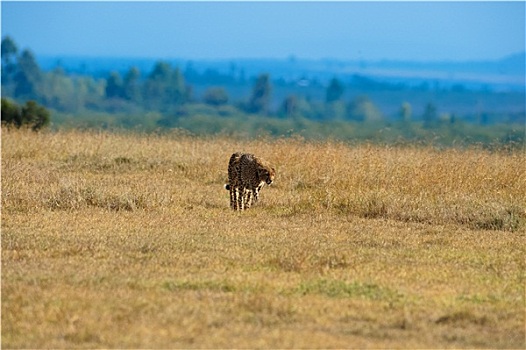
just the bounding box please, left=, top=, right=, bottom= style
left=258, top=165, right=276, bottom=186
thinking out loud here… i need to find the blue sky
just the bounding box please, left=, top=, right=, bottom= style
left=2, top=1, right=525, bottom=62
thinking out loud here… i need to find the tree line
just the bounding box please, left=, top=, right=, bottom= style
left=1, top=36, right=438, bottom=122
left=1, top=36, right=524, bottom=147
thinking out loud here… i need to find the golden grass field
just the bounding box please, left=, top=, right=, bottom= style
left=2, top=128, right=525, bottom=348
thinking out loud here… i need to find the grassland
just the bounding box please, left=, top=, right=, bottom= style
left=2, top=128, right=525, bottom=348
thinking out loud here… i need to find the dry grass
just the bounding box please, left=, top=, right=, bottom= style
left=2, top=128, right=525, bottom=348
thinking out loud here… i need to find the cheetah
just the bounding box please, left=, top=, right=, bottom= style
left=224, top=152, right=275, bottom=210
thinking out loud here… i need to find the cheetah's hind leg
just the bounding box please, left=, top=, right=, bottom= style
left=234, top=186, right=243, bottom=210
left=236, top=186, right=245, bottom=210
left=244, top=188, right=254, bottom=209
left=225, top=183, right=235, bottom=210
left=230, top=185, right=236, bottom=210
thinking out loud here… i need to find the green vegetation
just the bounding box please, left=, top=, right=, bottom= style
left=1, top=98, right=50, bottom=130
left=2, top=36, right=524, bottom=147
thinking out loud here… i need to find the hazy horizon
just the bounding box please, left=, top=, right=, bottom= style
left=29, top=50, right=526, bottom=65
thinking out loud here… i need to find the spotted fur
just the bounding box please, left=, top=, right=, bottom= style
left=224, top=152, right=275, bottom=210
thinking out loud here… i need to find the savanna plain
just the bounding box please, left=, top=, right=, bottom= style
left=2, top=128, right=525, bottom=348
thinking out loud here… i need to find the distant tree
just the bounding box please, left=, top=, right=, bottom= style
left=347, top=95, right=383, bottom=122
left=422, top=102, right=438, bottom=129
left=325, top=77, right=344, bottom=103
left=203, top=87, right=228, bottom=106
left=105, top=71, right=124, bottom=99
left=14, top=49, right=42, bottom=99
left=123, top=67, right=142, bottom=102
left=144, top=61, right=187, bottom=109
left=248, top=73, right=271, bottom=114
left=73, top=76, right=105, bottom=112
left=21, top=100, right=50, bottom=130
left=1, top=36, right=17, bottom=64
left=40, top=67, right=74, bottom=111
left=1, top=98, right=50, bottom=130
left=1, top=98, right=21, bottom=126
left=399, top=102, right=412, bottom=122
left=144, top=61, right=172, bottom=107
left=170, top=67, right=187, bottom=104
left=280, top=95, right=298, bottom=117
left=1, top=36, right=18, bottom=85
